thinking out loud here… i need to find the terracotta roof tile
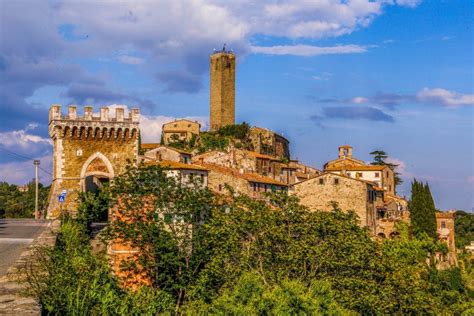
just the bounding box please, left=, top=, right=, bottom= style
left=145, top=160, right=208, bottom=171
left=325, top=165, right=388, bottom=171
left=197, top=162, right=287, bottom=186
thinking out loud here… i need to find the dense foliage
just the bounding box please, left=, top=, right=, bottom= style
left=455, top=210, right=474, bottom=248
left=25, top=218, right=174, bottom=314
left=409, top=179, right=438, bottom=239
left=369, top=150, right=403, bottom=187
left=164, top=122, right=251, bottom=153
left=76, top=189, right=110, bottom=232
left=25, top=166, right=473, bottom=315
left=0, top=181, right=49, bottom=218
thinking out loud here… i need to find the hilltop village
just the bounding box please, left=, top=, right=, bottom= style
left=46, top=49, right=457, bottom=264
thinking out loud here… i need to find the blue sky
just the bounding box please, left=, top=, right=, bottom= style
left=0, top=0, right=472, bottom=211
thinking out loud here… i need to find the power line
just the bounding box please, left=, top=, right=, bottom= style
left=38, top=166, right=52, bottom=176
left=0, top=145, right=34, bottom=161
left=0, top=145, right=52, bottom=175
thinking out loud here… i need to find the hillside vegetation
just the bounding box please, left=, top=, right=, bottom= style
left=24, top=165, right=474, bottom=315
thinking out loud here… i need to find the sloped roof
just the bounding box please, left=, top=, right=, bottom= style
left=325, top=165, right=388, bottom=172
left=145, top=160, right=208, bottom=171
left=291, top=171, right=376, bottom=187
left=197, top=162, right=287, bottom=186
left=143, top=144, right=191, bottom=155
left=141, top=143, right=160, bottom=150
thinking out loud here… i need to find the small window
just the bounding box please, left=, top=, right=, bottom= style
left=375, top=172, right=380, bottom=178
left=386, top=171, right=389, bottom=177
left=319, top=178, right=324, bottom=185
left=253, top=183, right=257, bottom=191
left=346, top=172, right=351, bottom=177
left=218, top=184, right=222, bottom=191
left=441, top=221, right=446, bottom=229
left=334, top=178, right=339, bottom=185
left=357, top=172, right=363, bottom=178
left=200, top=174, right=205, bottom=183
left=174, top=123, right=177, bottom=127
left=188, top=124, right=191, bottom=127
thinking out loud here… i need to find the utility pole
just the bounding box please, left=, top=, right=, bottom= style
left=34, top=160, right=40, bottom=219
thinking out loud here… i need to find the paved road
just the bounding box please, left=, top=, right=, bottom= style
left=0, top=219, right=51, bottom=276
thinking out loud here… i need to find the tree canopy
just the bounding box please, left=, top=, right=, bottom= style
left=25, top=166, right=473, bottom=315
left=369, top=150, right=404, bottom=187
left=408, top=179, right=438, bottom=239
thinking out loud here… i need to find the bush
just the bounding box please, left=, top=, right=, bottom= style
left=25, top=219, right=174, bottom=315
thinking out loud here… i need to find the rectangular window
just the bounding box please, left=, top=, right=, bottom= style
left=200, top=174, right=205, bottom=183
left=441, top=221, right=446, bottom=229
left=357, top=172, right=363, bottom=178
left=218, top=184, right=222, bottom=191
left=346, top=172, right=351, bottom=177
left=334, top=178, right=339, bottom=185
left=319, top=178, right=324, bottom=185
left=375, top=172, right=379, bottom=178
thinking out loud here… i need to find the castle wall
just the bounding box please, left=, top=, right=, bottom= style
left=47, top=105, right=139, bottom=218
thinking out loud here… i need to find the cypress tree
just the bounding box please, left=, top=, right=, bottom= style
left=409, top=179, right=437, bottom=239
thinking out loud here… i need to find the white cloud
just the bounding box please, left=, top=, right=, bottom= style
left=0, top=155, right=52, bottom=185
left=0, top=127, right=52, bottom=149
left=351, top=96, right=369, bottom=104
left=251, top=44, right=367, bottom=56
left=312, top=72, right=332, bottom=81
left=106, top=104, right=208, bottom=143
left=117, top=55, right=145, bottom=65
left=416, top=88, right=474, bottom=107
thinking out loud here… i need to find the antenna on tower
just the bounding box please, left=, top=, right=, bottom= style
left=223, top=43, right=226, bottom=51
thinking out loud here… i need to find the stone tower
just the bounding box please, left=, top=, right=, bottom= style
left=210, top=48, right=235, bottom=131
left=47, top=105, right=140, bottom=218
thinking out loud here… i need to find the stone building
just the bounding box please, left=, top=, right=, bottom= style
left=290, top=172, right=379, bottom=232
left=210, top=48, right=235, bottom=130
left=142, top=144, right=191, bottom=164
left=248, top=126, right=290, bottom=160
left=324, top=145, right=395, bottom=195
left=145, top=160, right=208, bottom=187
left=47, top=105, right=139, bottom=218
left=192, top=148, right=297, bottom=185
left=323, top=145, right=366, bottom=169
left=162, top=119, right=200, bottom=145
left=436, top=211, right=457, bottom=267
left=375, top=194, right=410, bottom=238
left=288, top=160, right=321, bottom=183
left=195, top=162, right=287, bottom=200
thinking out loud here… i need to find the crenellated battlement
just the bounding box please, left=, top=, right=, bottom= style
left=48, top=105, right=140, bottom=140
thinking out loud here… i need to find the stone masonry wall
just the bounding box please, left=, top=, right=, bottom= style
left=47, top=105, right=139, bottom=218
left=291, top=173, right=373, bottom=229
left=210, top=52, right=235, bottom=130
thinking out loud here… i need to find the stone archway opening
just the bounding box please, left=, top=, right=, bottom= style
left=81, top=153, right=114, bottom=223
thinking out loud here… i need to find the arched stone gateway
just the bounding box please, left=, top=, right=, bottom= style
left=47, top=105, right=140, bottom=218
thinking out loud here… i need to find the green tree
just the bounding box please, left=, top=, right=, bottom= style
left=454, top=210, right=474, bottom=248
left=370, top=150, right=404, bottom=187
left=409, top=179, right=437, bottom=239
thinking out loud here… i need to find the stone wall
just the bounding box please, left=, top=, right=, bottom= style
left=248, top=127, right=290, bottom=160
left=162, top=119, right=200, bottom=145
left=47, top=105, right=139, bottom=218
left=210, top=52, right=235, bottom=130
left=291, top=173, right=375, bottom=231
